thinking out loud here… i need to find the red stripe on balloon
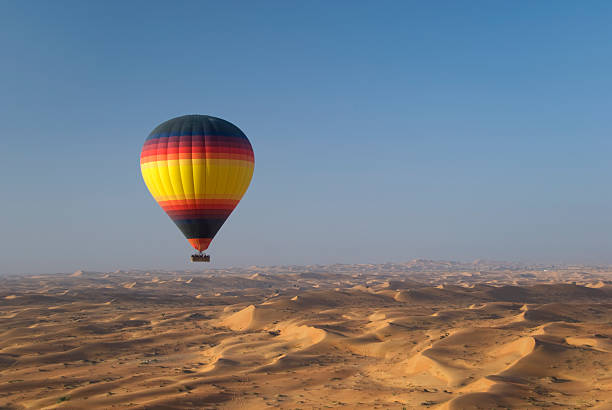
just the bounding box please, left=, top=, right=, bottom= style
left=140, top=153, right=254, bottom=163
left=142, top=135, right=252, bottom=149
left=141, top=146, right=253, bottom=155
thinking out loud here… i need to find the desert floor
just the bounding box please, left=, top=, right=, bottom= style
left=1, top=261, right=611, bottom=409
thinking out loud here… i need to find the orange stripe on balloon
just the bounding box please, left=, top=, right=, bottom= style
left=188, top=238, right=212, bottom=251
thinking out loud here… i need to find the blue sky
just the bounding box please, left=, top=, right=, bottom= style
left=1, top=1, right=612, bottom=274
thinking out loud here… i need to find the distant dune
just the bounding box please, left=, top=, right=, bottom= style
left=0, top=261, right=610, bottom=409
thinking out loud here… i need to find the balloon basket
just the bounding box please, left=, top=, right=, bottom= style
left=190, top=254, right=211, bottom=262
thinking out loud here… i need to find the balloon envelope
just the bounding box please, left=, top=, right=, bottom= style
left=140, top=115, right=254, bottom=251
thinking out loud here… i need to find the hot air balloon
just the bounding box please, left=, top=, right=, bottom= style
left=140, top=115, right=254, bottom=262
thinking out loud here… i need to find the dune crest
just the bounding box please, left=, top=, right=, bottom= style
left=220, top=304, right=258, bottom=331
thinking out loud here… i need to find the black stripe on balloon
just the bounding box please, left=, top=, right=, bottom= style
left=172, top=218, right=228, bottom=239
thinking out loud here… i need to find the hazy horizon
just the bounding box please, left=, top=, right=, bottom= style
left=2, top=1, right=612, bottom=274
left=4, top=258, right=612, bottom=278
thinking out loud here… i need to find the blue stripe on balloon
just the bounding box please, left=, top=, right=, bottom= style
left=145, top=133, right=248, bottom=141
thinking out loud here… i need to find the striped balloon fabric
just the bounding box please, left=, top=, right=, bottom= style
left=140, top=115, right=254, bottom=252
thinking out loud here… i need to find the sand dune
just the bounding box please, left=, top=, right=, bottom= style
left=0, top=263, right=611, bottom=408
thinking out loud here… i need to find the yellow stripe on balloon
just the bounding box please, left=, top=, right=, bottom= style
left=141, top=162, right=254, bottom=199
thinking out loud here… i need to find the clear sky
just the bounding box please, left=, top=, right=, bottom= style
left=1, top=1, right=612, bottom=274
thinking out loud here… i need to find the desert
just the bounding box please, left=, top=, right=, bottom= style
left=0, top=260, right=610, bottom=409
